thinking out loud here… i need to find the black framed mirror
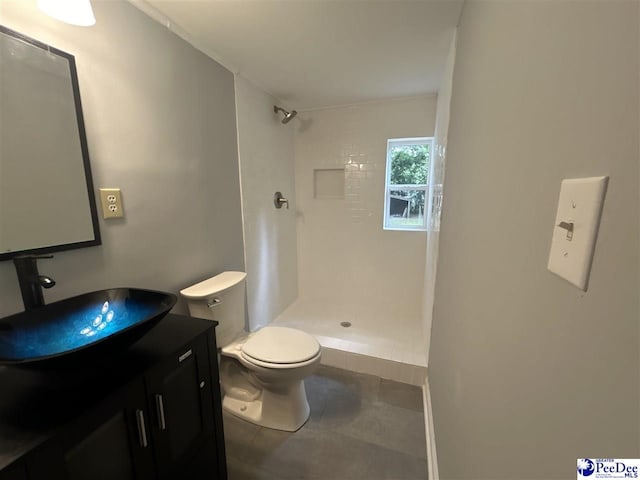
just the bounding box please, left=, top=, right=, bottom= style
left=0, top=25, right=101, bottom=261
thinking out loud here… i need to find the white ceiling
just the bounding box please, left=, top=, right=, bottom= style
left=137, top=0, right=463, bottom=110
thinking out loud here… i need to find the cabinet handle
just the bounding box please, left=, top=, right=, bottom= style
left=155, top=394, right=167, bottom=431
left=178, top=349, right=192, bottom=363
left=136, top=409, right=148, bottom=448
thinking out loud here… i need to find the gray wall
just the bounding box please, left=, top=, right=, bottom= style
left=0, top=0, right=244, bottom=316
left=429, top=1, right=639, bottom=479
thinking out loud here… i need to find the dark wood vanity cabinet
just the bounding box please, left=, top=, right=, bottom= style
left=0, top=315, right=227, bottom=480
left=0, top=463, right=28, bottom=480
left=26, top=379, right=155, bottom=480
left=146, top=335, right=216, bottom=479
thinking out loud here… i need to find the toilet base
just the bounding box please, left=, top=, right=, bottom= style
left=223, top=379, right=310, bottom=432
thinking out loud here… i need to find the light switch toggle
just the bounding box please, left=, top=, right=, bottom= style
left=557, top=221, right=574, bottom=241
left=547, top=176, right=608, bottom=291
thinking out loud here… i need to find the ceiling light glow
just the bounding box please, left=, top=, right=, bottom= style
left=37, top=0, right=96, bottom=27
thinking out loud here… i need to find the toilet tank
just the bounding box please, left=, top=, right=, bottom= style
left=180, top=271, right=247, bottom=347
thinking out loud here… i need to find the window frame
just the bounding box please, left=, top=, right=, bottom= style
left=383, top=136, right=434, bottom=232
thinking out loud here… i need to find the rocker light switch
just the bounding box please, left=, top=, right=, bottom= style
left=547, top=176, right=608, bottom=291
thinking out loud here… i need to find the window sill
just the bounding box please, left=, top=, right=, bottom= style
left=383, top=226, right=427, bottom=232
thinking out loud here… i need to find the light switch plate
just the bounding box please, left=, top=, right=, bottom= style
left=99, top=188, right=124, bottom=219
left=547, top=176, right=608, bottom=291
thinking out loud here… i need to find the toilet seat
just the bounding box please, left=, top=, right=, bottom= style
left=240, top=326, right=320, bottom=367
left=240, top=351, right=321, bottom=370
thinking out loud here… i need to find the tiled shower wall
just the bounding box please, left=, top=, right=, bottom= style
left=235, top=76, right=297, bottom=330
left=422, top=36, right=457, bottom=365
left=293, top=96, right=437, bottom=335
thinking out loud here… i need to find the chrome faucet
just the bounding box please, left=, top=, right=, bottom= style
left=13, top=255, right=56, bottom=311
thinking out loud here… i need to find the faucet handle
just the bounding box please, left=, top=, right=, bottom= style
left=38, top=275, right=56, bottom=289
left=13, top=254, right=54, bottom=310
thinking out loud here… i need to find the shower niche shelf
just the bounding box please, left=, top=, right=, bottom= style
left=314, top=168, right=345, bottom=199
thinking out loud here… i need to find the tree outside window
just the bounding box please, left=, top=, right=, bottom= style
left=383, top=137, right=432, bottom=231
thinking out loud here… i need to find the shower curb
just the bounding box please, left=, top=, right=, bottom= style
left=319, top=345, right=427, bottom=386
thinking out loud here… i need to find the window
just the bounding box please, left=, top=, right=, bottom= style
left=383, top=137, right=433, bottom=231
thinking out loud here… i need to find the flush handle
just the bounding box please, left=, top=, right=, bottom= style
left=207, top=298, right=222, bottom=308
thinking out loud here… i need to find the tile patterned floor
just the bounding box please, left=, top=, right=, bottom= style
left=223, top=365, right=428, bottom=480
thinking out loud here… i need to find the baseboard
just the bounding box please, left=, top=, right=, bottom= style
left=422, top=375, right=439, bottom=480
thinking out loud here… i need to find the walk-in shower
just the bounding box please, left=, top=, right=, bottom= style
left=236, top=80, right=431, bottom=386
left=267, top=98, right=436, bottom=386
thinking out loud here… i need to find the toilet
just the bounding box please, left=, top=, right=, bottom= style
left=180, top=271, right=321, bottom=432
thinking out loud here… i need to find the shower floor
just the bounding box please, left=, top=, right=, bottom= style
left=273, top=297, right=427, bottom=385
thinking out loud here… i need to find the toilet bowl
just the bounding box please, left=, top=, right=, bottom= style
left=180, top=272, right=321, bottom=432
left=220, top=326, right=321, bottom=431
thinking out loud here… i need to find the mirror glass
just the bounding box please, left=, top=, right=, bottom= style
left=0, top=25, right=100, bottom=260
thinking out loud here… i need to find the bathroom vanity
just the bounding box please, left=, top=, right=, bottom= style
left=0, top=315, right=227, bottom=480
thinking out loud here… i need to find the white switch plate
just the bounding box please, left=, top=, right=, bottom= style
left=99, top=188, right=124, bottom=219
left=547, top=176, right=608, bottom=291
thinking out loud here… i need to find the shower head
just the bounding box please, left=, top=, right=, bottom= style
left=273, top=105, right=297, bottom=124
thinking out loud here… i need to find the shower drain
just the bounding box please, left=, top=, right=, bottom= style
left=340, top=321, right=352, bottom=328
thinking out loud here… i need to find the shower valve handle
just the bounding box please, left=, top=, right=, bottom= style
left=274, top=192, right=289, bottom=209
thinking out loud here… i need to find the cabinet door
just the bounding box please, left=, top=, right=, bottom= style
left=27, top=380, right=156, bottom=480
left=146, top=335, right=215, bottom=478
left=0, top=462, right=27, bottom=480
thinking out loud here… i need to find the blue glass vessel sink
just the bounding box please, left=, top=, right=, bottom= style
left=0, top=288, right=176, bottom=367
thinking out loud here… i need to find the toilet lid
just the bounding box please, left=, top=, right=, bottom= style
left=242, top=327, right=320, bottom=364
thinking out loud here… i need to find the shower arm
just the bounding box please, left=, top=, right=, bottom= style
left=273, top=104, right=297, bottom=124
